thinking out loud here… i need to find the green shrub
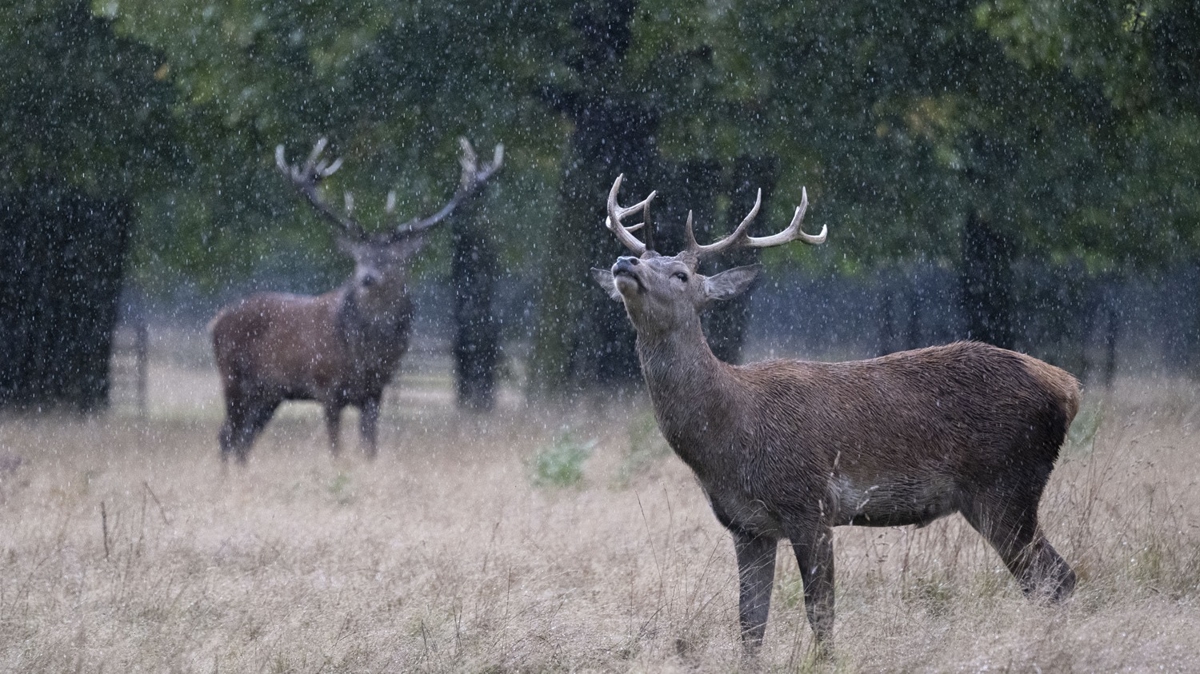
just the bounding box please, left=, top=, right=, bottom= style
left=530, top=431, right=595, bottom=488
left=1066, top=396, right=1103, bottom=455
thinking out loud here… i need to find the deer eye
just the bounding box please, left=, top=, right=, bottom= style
left=672, top=271, right=689, bottom=283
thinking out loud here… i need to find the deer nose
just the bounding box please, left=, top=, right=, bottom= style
left=613, top=257, right=639, bottom=276
left=360, top=273, right=379, bottom=288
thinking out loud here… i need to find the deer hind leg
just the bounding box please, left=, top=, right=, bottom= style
left=788, top=524, right=836, bottom=659
left=962, top=487, right=1075, bottom=602
left=218, top=407, right=238, bottom=463
left=220, top=394, right=278, bottom=464
left=358, top=394, right=381, bottom=460
left=732, top=530, right=778, bottom=652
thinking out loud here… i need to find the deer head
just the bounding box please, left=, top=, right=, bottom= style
left=592, top=174, right=827, bottom=341
left=276, top=137, right=504, bottom=313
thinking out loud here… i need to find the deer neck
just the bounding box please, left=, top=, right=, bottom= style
left=635, top=315, right=737, bottom=472
left=336, top=285, right=412, bottom=362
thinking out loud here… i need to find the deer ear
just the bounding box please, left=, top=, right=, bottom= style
left=591, top=268, right=622, bottom=301
left=703, top=264, right=761, bottom=302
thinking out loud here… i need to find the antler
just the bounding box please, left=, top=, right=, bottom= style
left=391, top=138, right=504, bottom=238
left=685, top=187, right=827, bottom=258
left=275, top=138, right=363, bottom=239
left=605, top=174, right=656, bottom=256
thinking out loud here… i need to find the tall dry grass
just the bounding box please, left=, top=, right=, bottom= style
left=1, top=346, right=1199, bottom=672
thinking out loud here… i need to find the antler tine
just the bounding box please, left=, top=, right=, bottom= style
left=317, top=157, right=343, bottom=178
left=605, top=174, right=654, bottom=256
left=744, top=187, right=827, bottom=248
left=306, top=137, right=328, bottom=167
left=458, top=137, right=479, bottom=189
left=275, top=145, right=289, bottom=175
left=393, top=139, right=505, bottom=238
left=681, top=210, right=698, bottom=252
left=276, top=139, right=364, bottom=240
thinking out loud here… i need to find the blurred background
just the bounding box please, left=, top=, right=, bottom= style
left=2, top=0, right=1197, bottom=415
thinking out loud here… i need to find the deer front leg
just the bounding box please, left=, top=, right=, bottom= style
left=732, top=530, right=778, bottom=652
left=789, top=524, right=835, bottom=658
left=323, top=403, right=343, bottom=456
left=358, top=394, right=381, bottom=459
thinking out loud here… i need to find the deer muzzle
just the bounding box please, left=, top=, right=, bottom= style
left=612, top=256, right=644, bottom=293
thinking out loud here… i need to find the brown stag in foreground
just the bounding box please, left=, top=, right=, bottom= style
left=211, top=138, right=502, bottom=463
left=592, top=175, right=1078, bottom=656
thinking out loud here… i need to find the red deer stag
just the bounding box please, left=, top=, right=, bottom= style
left=211, top=138, right=502, bottom=463
left=592, top=175, right=1078, bottom=655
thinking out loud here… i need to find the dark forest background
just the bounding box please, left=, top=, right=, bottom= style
left=3, top=0, right=1198, bottom=410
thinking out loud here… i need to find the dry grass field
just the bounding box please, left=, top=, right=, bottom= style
left=2, top=332, right=1200, bottom=672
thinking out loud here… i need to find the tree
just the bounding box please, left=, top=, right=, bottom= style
left=527, top=1, right=661, bottom=394
left=0, top=0, right=177, bottom=411
left=689, top=2, right=1155, bottom=357
left=977, top=0, right=1200, bottom=367
left=451, top=179, right=501, bottom=411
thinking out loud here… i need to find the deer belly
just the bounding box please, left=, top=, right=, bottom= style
left=829, top=476, right=957, bottom=528
left=707, top=489, right=786, bottom=537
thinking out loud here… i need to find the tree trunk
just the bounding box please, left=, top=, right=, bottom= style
left=451, top=187, right=500, bottom=411
left=878, top=277, right=898, bottom=356
left=528, top=0, right=658, bottom=396
left=703, top=156, right=779, bottom=364
left=0, top=180, right=132, bottom=412
left=959, top=209, right=1015, bottom=349
left=529, top=96, right=658, bottom=395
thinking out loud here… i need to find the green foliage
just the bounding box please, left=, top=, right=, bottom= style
left=0, top=0, right=180, bottom=196
left=327, top=471, right=354, bottom=506
left=2, top=0, right=1196, bottom=296
left=977, top=0, right=1200, bottom=268
left=100, top=0, right=572, bottom=291
left=1066, top=397, right=1104, bottom=455
left=529, top=430, right=595, bottom=488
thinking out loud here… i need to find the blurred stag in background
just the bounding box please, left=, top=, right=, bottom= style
left=210, top=138, right=503, bottom=463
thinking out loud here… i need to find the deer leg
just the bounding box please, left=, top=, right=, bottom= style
left=323, top=403, right=343, bottom=456
left=358, top=395, right=381, bottom=460
left=222, top=396, right=278, bottom=464
left=788, top=524, right=836, bottom=658
left=219, top=387, right=253, bottom=462
left=962, top=490, right=1075, bottom=602
left=732, top=530, right=778, bottom=652
left=241, top=399, right=280, bottom=463
left=218, top=392, right=241, bottom=463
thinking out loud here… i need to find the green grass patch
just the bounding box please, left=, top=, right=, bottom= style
left=530, top=430, right=595, bottom=488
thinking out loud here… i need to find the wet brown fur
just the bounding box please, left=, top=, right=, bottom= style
left=211, top=281, right=412, bottom=463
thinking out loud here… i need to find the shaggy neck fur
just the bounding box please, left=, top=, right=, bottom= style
left=634, top=312, right=741, bottom=476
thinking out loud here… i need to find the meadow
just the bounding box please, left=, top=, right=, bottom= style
left=1, top=330, right=1199, bottom=672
